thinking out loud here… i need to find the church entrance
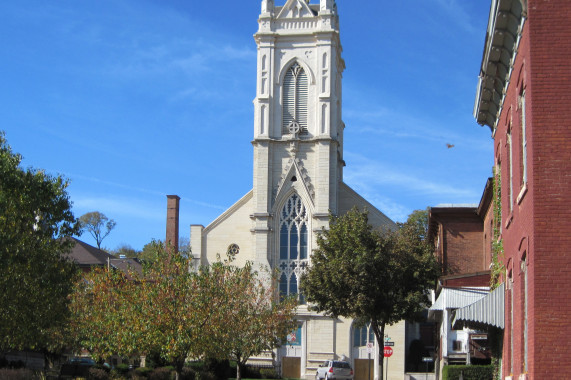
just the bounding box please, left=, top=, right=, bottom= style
left=282, top=357, right=301, bottom=379
left=353, top=359, right=374, bottom=380
left=280, top=324, right=302, bottom=378
left=352, top=323, right=376, bottom=380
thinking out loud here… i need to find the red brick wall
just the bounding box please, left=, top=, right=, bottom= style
left=528, top=0, right=571, bottom=376
left=439, top=214, right=485, bottom=275
left=494, top=1, right=571, bottom=377
left=442, top=273, right=490, bottom=288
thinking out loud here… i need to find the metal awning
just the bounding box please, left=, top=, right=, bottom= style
left=453, top=282, right=505, bottom=329
left=429, top=287, right=489, bottom=311
left=428, top=287, right=489, bottom=321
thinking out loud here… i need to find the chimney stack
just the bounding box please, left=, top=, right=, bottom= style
left=166, top=195, right=180, bottom=254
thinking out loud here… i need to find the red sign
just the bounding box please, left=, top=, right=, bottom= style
left=287, top=332, right=296, bottom=343
left=383, top=346, right=393, bottom=358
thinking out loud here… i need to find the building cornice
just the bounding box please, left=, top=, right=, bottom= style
left=473, top=0, right=526, bottom=131
left=251, top=136, right=339, bottom=146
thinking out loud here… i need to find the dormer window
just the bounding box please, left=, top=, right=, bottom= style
left=283, top=63, right=308, bottom=134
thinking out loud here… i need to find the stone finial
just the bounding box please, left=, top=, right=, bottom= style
left=320, top=0, right=334, bottom=11
left=261, top=0, right=274, bottom=14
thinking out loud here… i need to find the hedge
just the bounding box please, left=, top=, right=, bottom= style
left=442, top=365, right=494, bottom=380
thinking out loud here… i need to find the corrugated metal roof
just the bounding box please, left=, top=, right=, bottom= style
left=429, top=287, right=489, bottom=311
left=453, top=282, right=505, bottom=329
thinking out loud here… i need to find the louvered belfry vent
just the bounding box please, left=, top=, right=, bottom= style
left=283, top=63, right=308, bottom=134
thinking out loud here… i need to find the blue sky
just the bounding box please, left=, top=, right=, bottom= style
left=1, top=0, right=493, bottom=251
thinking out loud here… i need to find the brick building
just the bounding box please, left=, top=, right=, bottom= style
left=473, top=0, right=571, bottom=378
left=427, top=181, right=494, bottom=378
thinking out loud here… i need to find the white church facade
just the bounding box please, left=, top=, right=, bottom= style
left=190, top=1, right=407, bottom=379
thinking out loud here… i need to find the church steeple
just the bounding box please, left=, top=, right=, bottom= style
left=190, top=4, right=396, bottom=377
left=251, top=0, right=346, bottom=268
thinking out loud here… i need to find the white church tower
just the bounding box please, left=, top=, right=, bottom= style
left=251, top=0, right=346, bottom=287
left=191, top=1, right=402, bottom=378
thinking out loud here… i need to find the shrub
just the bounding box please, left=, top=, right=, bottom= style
left=148, top=366, right=174, bottom=380
left=196, top=372, right=217, bottom=380
left=93, top=364, right=111, bottom=373
left=260, top=368, right=279, bottom=379
left=180, top=367, right=196, bottom=380
left=186, top=361, right=203, bottom=372
left=115, top=363, right=130, bottom=375
left=134, top=366, right=154, bottom=378
left=145, top=352, right=170, bottom=369
left=442, top=365, right=494, bottom=380
left=204, top=358, right=230, bottom=380
left=89, top=367, right=110, bottom=380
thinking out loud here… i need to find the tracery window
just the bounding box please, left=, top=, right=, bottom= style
left=282, top=63, right=308, bottom=134
left=278, top=193, right=308, bottom=303
left=227, top=243, right=240, bottom=257
left=353, top=323, right=375, bottom=347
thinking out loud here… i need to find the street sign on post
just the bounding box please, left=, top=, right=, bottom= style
left=366, top=342, right=374, bottom=353
left=383, top=346, right=393, bottom=358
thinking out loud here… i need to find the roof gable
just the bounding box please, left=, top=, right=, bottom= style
left=67, top=237, right=113, bottom=266
left=277, top=0, right=316, bottom=19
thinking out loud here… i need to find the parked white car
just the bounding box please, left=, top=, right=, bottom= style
left=315, top=360, right=354, bottom=380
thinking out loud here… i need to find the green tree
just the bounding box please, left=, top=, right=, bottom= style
left=139, top=236, right=190, bottom=262
left=205, top=255, right=298, bottom=380
left=110, top=243, right=140, bottom=258
left=71, top=241, right=209, bottom=379
left=139, top=241, right=158, bottom=262
left=79, top=211, right=116, bottom=249
left=301, top=208, right=438, bottom=380
left=0, top=132, right=80, bottom=354
left=71, top=242, right=297, bottom=380
left=69, top=266, right=139, bottom=360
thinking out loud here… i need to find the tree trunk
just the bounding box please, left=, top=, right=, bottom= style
left=174, top=358, right=185, bottom=380
left=371, top=320, right=385, bottom=380
left=236, top=354, right=244, bottom=380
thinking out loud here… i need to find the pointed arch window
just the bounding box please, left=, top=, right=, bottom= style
left=278, top=193, right=309, bottom=303
left=283, top=63, right=308, bottom=134
left=353, top=322, right=375, bottom=347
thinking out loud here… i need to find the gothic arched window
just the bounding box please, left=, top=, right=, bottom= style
left=353, top=323, right=375, bottom=347
left=282, top=63, right=308, bottom=134
left=279, top=193, right=309, bottom=303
